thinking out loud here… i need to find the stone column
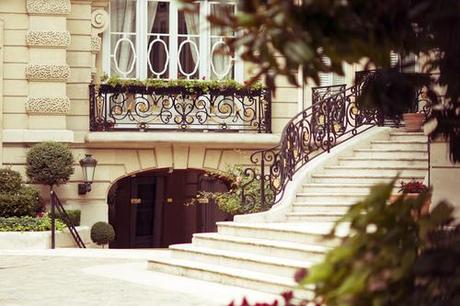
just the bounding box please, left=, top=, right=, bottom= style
left=25, top=0, right=73, bottom=137
left=0, top=18, right=4, bottom=165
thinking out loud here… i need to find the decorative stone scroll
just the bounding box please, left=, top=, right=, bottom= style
left=26, top=0, right=71, bottom=15
left=91, top=9, right=109, bottom=35
left=26, top=31, right=71, bottom=48
left=91, top=35, right=102, bottom=53
left=26, top=97, right=71, bottom=114
left=25, top=64, right=71, bottom=81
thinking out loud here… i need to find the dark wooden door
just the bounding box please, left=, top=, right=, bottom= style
left=131, top=176, right=156, bottom=248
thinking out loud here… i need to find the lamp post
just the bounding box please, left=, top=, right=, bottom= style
left=78, top=154, right=97, bottom=195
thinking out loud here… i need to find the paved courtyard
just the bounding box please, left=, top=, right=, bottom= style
left=0, top=249, right=279, bottom=306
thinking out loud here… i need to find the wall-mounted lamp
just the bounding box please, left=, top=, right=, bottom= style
left=78, top=154, right=98, bottom=195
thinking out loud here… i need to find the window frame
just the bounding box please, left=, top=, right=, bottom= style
left=103, top=0, right=244, bottom=81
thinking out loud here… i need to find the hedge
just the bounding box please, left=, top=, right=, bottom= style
left=0, top=186, right=42, bottom=218
left=0, top=216, right=65, bottom=232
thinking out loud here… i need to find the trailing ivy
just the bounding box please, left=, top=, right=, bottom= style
left=100, top=75, right=265, bottom=94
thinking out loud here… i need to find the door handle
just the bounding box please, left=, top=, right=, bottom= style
left=130, top=198, right=142, bottom=205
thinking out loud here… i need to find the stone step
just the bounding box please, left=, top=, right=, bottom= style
left=301, top=183, right=381, bottom=194
left=148, top=255, right=314, bottom=299
left=353, top=149, right=428, bottom=159
left=370, top=140, right=428, bottom=151
left=389, top=131, right=426, bottom=142
left=291, top=204, right=351, bottom=214
left=192, top=233, right=329, bottom=261
left=286, top=212, right=344, bottom=222
left=321, top=165, right=427, bottom=177
left=338, top=157, right=428, bottom=167
left=169, top=244, right=315, bottom=278
left=216, top=221, right=345, bottom=247
left=295, top=192, right=366, bottom=204
left=311, top=173, right=424, bottom=184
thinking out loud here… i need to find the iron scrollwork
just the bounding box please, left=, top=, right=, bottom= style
left=241, top=70, right=435, bottom=211
left=89, top=84, right=272, bottom=133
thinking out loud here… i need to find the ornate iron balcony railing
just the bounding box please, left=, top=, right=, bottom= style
left=89, top=84, right=272, bottom=133
left=241, top=70, right=434, bottom=210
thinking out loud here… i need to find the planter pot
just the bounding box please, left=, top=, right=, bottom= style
left=403, top=112, right=425, bottom=132
left=389, top=193, right=431, bottom=217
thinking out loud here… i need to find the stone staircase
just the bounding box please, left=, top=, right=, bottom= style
left=148, top=129, right=428, bottom=297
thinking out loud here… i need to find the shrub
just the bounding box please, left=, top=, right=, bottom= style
left=50, top=209, right=81, bottom=226
left=26, top=142, right=75, bottom=187
left=0, top=215, right=65, bottom=232
left=90, top=222, right=115, bottom=246
left=0, top=185, right=42, bottom=217
left=0, top=168, right=22, bottom=193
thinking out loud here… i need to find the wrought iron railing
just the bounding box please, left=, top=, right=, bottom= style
left=89, top=84, right=271, bottom=133
left=50, top=191, right=86, bottom=248
left=241, top=70, right=434, bottom=209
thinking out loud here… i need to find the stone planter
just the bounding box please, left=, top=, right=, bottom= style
left=403, top=112, right=425, bottom=132
left=389, top=193, right=431, bottom=217
left=0, top=226, right=91, bottom=249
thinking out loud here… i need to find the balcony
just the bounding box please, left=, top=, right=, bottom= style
left=89, top=81, right=272, bottom=133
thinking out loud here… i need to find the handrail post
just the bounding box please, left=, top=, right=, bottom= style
left=260, top=154, right=265, bottom=207
left=50, top=189, right=55, bottom=249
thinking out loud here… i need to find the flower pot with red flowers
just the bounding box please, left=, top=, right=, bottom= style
left=390, top=180, right=431, bottom=216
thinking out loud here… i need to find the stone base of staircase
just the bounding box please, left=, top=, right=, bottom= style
left=147, top=129, right=428, bottom=296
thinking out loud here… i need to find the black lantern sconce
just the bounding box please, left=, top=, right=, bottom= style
left=78, top=154, right=97, bottom=195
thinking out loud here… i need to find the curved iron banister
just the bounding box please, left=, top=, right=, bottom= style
left=241, top=72, right=396, bottom=210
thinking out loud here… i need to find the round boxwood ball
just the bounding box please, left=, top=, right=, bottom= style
left=26, top=142, right=75, bottom=187
left=90, top=222, right=115, bottom=246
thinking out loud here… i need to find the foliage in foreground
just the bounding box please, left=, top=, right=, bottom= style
left=0, top=215, right=64, bottom=232
left=0, top=168, right=42, bottom=218
left=231, top=180, right=460, bottom=306
left=186, top=166, right=272, bottom=215
left=181, top=0, right=460, bottom=162
left=26, top=142, right=75, bottom=187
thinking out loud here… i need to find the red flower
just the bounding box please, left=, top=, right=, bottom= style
left=294, top=268, right=308, bottom=283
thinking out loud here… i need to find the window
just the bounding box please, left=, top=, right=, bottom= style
left=319, top=57, right=345, bottom=87
left=105, top=0, right=243, bottom=81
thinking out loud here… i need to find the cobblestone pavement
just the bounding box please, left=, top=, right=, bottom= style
left=0, top=251, right=278, bottom=306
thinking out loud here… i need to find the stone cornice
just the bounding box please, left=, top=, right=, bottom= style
left=26, top=0, right=71, bottom=15
left=26, top=31, right=71, bottom=48
left=26, top=97, right=71, bottom=114
left=25, top=64, right=71, bottom=81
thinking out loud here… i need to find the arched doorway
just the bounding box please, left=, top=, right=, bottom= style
left=107, top=168, right=231, bottom=248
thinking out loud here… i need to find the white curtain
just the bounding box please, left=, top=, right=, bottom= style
left=184, top=9, right=200, bottom=74
left=210, top=4, right=231, bottom=80
left=111, top=0, right=136, bottom=77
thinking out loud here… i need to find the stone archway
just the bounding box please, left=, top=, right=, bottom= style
left=107, top=168, right=231, bottom=248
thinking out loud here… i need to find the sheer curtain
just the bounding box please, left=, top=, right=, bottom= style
left=210, top=4, right=231, bottom=80
left=184, top=9, right=200, bottom=67
left=111, top=0, right=136, bottom=77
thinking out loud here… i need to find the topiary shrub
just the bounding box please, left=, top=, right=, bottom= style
left=90, top=221, right=115, bottom=247
left=0, top=169, right=22, bottom=193
left=26, top=142, right=75, bottom=188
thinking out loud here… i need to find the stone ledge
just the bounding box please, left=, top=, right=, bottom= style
left=26, top=96, right=71, bottom=114
left=26, top=0, right=71, bottom=15
left=25, top=64, right=71, bottom=81
left=85, top=132, right=280, bottom=149
left=26, top=31, right=71, bottom=48
left=3, top=129, right=74, bottom=143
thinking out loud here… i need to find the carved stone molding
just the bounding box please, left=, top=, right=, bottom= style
left=91, top=35, right=101, bottom=53
left=25, top=64, right=71, bottom=81
left=91, top=9, right=109, bottom=34
left=26, top=0, right=71, bottom=15
left=26, top=31, right=71, bottom=48
left=26, top=97, right=71, bottom=114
